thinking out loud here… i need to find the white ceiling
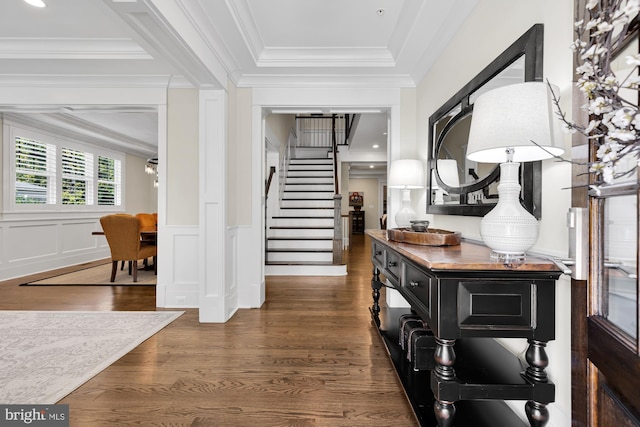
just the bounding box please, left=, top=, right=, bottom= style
left=0, top=0, right=479, bottom=161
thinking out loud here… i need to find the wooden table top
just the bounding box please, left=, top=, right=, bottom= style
left=367, top=229, right=562, bottom=273
left=92, top=228, right=157, bottom=236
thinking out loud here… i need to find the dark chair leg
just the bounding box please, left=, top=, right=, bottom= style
left=128, top=261, right=132, bottom=275
left=120, top=260, right=125, bottom=270
left=110, top=261, right=118, bottom=282
left=153, top=256, right=157, bottom=275
left=133, top=260, right=138, bottom=282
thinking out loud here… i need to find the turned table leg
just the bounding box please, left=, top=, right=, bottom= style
left=370, top=266, right=383, bottom=326
left=524, top=339, right=550, bottom=427
left=434, top=337, right=457, bottom=427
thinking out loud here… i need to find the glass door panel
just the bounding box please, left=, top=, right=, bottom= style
left=603, top=194, right=638, bottom=339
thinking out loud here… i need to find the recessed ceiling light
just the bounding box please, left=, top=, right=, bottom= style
left=369, top=165, right=375, bottom=168
left=377, top=8, right=384, bottom=16
left=24, top=0, right=46, bottom=7
left=372, top=144, right=379, bottom=149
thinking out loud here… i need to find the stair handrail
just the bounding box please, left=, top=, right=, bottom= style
left=279, top=128, right=296, bottom=206
left=331, top=115, right=343, bottom=264
left=265, top=166, right=276, bottom=197
left=332, top=114, right=339, bottom=194
left=265, top=165, right=276, bottom=262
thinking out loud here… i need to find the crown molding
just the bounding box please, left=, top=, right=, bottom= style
left=0, top=74, right=172, bottom=88
left=0, top=38, right=152, bottom=60
left=257, top=47, right=395, bottom=68
left=234, top=73, right=416, bottom=88
left=2, top=112, right=157, bottom=157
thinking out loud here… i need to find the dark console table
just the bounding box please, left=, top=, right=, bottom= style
left=366, top=230, right=562, bottom=427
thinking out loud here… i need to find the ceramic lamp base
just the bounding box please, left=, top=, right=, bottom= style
left=480, top=162, right=539, bottom=259
left=395, top=189, right=416, bottom=228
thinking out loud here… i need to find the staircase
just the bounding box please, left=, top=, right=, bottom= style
left=265, top=156, right=346, bottom=276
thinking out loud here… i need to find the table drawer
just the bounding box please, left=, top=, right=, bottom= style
left=385, top=251, right=401, bottom=282
left=403, top=262, right=432, bottom=317
left=372, top=241, right=385, bottom=267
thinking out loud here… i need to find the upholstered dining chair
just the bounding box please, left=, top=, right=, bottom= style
left=135, top=212, right=156, bottom=231
left=100, top=214, right=157, bottom=282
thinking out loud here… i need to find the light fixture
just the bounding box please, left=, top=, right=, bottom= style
left=466, top=82, right=564, bottom=261
left=24, top=0, right=46, bottom=7
left=388, top=159, right=425, bottom=228
left=145, top=155, right=158, bottom=188
left=373, top=144, right=379, bottom=149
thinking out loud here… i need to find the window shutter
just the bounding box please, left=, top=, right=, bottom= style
left=61, top=148, right=92, bottom=205
left=14, top=136, right=56, bottom=205
left=97, top=156, right=122, bottom=206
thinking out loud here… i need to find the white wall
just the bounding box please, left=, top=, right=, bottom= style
left=348, top=178, right=382, bottom=232
left=414, top=1, right=574, bottom=425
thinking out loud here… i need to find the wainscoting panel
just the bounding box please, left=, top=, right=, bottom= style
left=6, top=223, right=58, bottom=261
left=61, top=221, right=100, bottom=253
left=0, top=217, right=109, bottom=281
left=158, top=225, right=199, bottom=309
left=225, top=227, right=238, bottom=320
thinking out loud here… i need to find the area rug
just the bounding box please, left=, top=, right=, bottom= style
left=0, top=310, right=183, bottom=404
left=22, top=262, right=156, bottom=286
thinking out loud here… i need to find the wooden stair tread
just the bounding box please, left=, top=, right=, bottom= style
left=267, top=237, right=332, bottom=240
left=267, top=248, right=332, bottom=253
left=270, top=226, right=333, bottom=229
left=265, top=261, right=343, bottom=266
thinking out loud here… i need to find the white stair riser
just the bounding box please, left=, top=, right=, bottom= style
left=265, top=264, right=347, bottom=276
left=288, top=164, right=333, bottom=171
left=285, top=173, right=333, bottom=184
left=279, top=208, right=334, bottom=216
left=285, top=184, right=334, bottom=191
left=271, top=217, right=334, bottom=227
left=268, top=228, right=333, bottom=238
left=283, top=193, right=333, bottom=200
left=268, top=240, right=333, bottom=250
left=267, top=252, right=333, bottom=262
left=291, top=149, right=331, bottom=158
left=281, top=199, right=334, bottom=208
left=287, top=164, right=333, bottom=172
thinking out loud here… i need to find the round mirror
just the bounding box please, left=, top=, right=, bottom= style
left=434, top=108, right=499, bottom=195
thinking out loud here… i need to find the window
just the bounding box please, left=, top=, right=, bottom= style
left=97, top=156, right=121, bottom=206
left=5, top=121, right=125, bottom=212
left=61, top=148, right=92, bottom=205
left=14, top=136, right=56, bottom=205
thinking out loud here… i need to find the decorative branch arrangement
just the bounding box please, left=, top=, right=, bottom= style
left=555, top=0, right=640, bottom=192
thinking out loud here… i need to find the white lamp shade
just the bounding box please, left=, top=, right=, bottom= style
left=466, top=82, right=565, bottom=163
left=388, top=159, right=424, bottom=189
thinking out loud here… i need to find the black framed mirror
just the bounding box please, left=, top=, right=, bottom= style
left=426, top=24, right=544, bottom=217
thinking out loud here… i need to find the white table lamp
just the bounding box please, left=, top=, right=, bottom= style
left=466, top=82, right=564, bottom=261
left=388, top=159, right=425, bottom=228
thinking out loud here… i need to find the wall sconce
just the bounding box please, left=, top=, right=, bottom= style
left=466, top=82, right=564, bottom=261
left=388, top=159, right=425, bottom=228
left=145, top=155, right=158, bottom=188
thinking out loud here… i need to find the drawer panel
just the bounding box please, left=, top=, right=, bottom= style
left=457, top=281, right=534, bottom=329
left=385, top=250, right=401, bottom=282
left=371, top=241, right=385, bottom=267
left=403, top=262, right=432, bottom=317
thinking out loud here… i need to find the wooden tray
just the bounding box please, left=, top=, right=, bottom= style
left=387, top=228, right=461, bottom=246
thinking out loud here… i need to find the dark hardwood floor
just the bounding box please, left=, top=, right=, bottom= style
left=0, top=234, right=417, bottom=426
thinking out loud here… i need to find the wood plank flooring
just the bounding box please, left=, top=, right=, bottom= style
left=0, top=234, right=417, bottom=426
